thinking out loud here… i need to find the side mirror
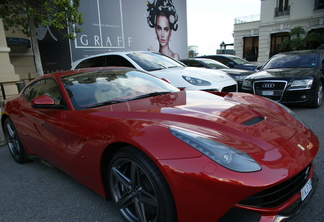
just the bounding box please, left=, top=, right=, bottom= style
left=227, top=62, right=235, bottom=68
left=256, top=65, right=262, bottom=71
left=31, top=95, right=65, bottom=109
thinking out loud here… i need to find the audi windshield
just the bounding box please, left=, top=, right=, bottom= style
left=262, top=53, right=318, bottom=69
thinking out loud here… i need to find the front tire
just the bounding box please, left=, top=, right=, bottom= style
left=309, top=81, right=323, bottom=108
left=108, top=146, right=176, bottom=222
left=3, top=118, right=28, bottom=163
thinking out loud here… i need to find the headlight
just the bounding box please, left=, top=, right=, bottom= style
left=182, top=76, right=211, bottom=86
left=289, top=79, right=313, bottom=91
left=242, top=79, right=252, bottom=88
left=231, top=75, right=249, bottom=80
left=170, top=128, right=261, bottom=172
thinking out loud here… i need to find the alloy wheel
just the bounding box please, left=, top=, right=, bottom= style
left=110, top=158, right=159, bottom=222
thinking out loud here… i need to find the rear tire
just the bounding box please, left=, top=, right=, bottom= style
left=3, top=118, right=29, bottom=163
left=108, top=146, right=176, bottom=222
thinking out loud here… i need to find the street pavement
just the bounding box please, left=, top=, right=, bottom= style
left=0, top=104, right=323, bottom=222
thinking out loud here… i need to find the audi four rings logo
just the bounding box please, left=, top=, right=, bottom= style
left=262, top=83, right=276, bottom=88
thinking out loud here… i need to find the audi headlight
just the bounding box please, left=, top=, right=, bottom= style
left=182, top=76, right=211, bottom=86
left=289, top=78, right=313, bottom=91
left=242, top=79, right=252, bottom=88
left=170, top=128, right=261, bottom=172
left=232, top=75, right=249, bottom=80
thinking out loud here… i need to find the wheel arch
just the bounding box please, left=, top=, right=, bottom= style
left=101, top=142, right=177, bottom=221
left=100, top=142, right=128, bottom=199
left=0, top=114, right=9, bottom=145
left=1, top=114, right=9, bottom=128
left=99, top=141, right=176, bottom=203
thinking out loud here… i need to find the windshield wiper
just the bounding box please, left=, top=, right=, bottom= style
left=148, top=67, right=163, bottom=71
left=148, top=64, right=168, bottom=71
left=86, top=99, right=128, bottom=109
left=130, top=91, right=172, bottom=100
left=86, top=92, right=172, bottom=109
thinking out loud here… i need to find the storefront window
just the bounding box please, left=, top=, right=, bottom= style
left=314, top=0, right=324, bottom=10
left=243, top=37, right=259, bottom=62
left=270, top=33, right=289, bottom=57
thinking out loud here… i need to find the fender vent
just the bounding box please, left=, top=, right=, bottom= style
left=241, top=116, right=265, bottom=126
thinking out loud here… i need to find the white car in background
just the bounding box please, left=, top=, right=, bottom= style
left=71, top=51, right=237, bottom=92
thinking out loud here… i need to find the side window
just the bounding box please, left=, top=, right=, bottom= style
left=76, top=57, right=105, bottom=69
left=181, top=60, right=189, bottom=66
left=24, top=80, right=42, bottom=101
left=215, top=57, right=228, bottom=66
left=189, top=60, right=204, bottom=68
left=24, top=79, right=63, bottom=105
left=105, top=55, right=135, bottom=68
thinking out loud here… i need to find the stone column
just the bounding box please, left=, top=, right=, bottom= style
left=0, top=18, right=20, bottom=101
left=0, top=19, right=20, bottom=145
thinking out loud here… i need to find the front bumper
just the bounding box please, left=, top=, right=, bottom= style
left=242, top=86, right=315, bottom=105
left=218, top=172, right=318, bottom=222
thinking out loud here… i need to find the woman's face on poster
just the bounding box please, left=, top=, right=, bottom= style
left=155, top=15, right=172, bottom=47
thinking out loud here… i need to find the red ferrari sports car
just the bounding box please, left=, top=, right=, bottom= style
left=1, top=67, right=319, bottom=222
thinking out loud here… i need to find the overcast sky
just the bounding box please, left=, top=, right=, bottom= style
left=186, top=0, right=261, bottom=55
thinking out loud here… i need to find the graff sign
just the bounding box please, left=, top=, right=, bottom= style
left=38, top=0, right=187, bottom=72
left=74, top=0, right=126, bottom=48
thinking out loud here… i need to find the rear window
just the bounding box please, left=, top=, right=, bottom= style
left=76, top=55, right=135, bottom=69
left=76, top=57, right=105, bottom=69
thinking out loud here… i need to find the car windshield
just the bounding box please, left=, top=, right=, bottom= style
left=127, top=52, right=184, bottom=71
left=61, top=69, right=179, bottom=110
left=201, top=60, right=229, bottom=69
left=230, top=56, right=249, bottom=65
left=263, top=53, right=318, bottom=69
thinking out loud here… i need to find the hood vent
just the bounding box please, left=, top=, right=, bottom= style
left=241, top=116, right=265, bottom=126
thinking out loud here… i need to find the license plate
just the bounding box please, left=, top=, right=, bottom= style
left=301, top=179, right=312, bottom=201
left=262, top=91, right=274, bottom=96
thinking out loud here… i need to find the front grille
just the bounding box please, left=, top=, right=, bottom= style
left=253, top=81, right=287, bottom=101
left=239, top=164, right=312, bottom=208
left=222, top=84, right=237, bottom=92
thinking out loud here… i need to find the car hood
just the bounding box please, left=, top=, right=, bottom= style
left=221, top=68, right=253, bottom=75
left=149, top=67, right=236, bottom=90
left=87, top=91, right=309, bottom=154
left=247, top=68, right=318, bottom=80
left=237, top=64, right=257, bottom=71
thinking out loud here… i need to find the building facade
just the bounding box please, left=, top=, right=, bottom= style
left=234, top=0, right=324, bottom=63
left=1, top=0, right=188, bottom=101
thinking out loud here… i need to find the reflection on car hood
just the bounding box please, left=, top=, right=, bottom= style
left=152, top=67, right=233, bottom=82
left=89, top=91, right=305, bottom=154
left=248, top=68, right=318, bottom=79
left=237, top=64, right=257, bottom=71
left=221, top=68, right=253, bottom=75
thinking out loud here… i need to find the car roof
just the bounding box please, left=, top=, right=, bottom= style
left=278, top=49, right=324, bottom=55
left=198, top=54, right=238, bottom=58
left=181, top=58, right=217, bottom=61
left=71, top=51, right=162, bottom=70
left=34, top=67, right=138, bottom=81
left=183, top=58, right=226, bottom=63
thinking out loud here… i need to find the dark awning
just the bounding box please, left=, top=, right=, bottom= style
left=6, top=37, right=31, bottom=47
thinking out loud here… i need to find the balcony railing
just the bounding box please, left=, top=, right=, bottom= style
left=234, top=14, right=260, bottom=24
left=274, top=6, right=290, bottom=17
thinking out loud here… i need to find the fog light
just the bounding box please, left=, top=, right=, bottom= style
left=301, top=95, right=307, bottom=99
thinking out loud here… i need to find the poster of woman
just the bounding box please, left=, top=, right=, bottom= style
left=146, top=0, right=180, bottom=59
left=66, top=0, right=187, bottom=63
